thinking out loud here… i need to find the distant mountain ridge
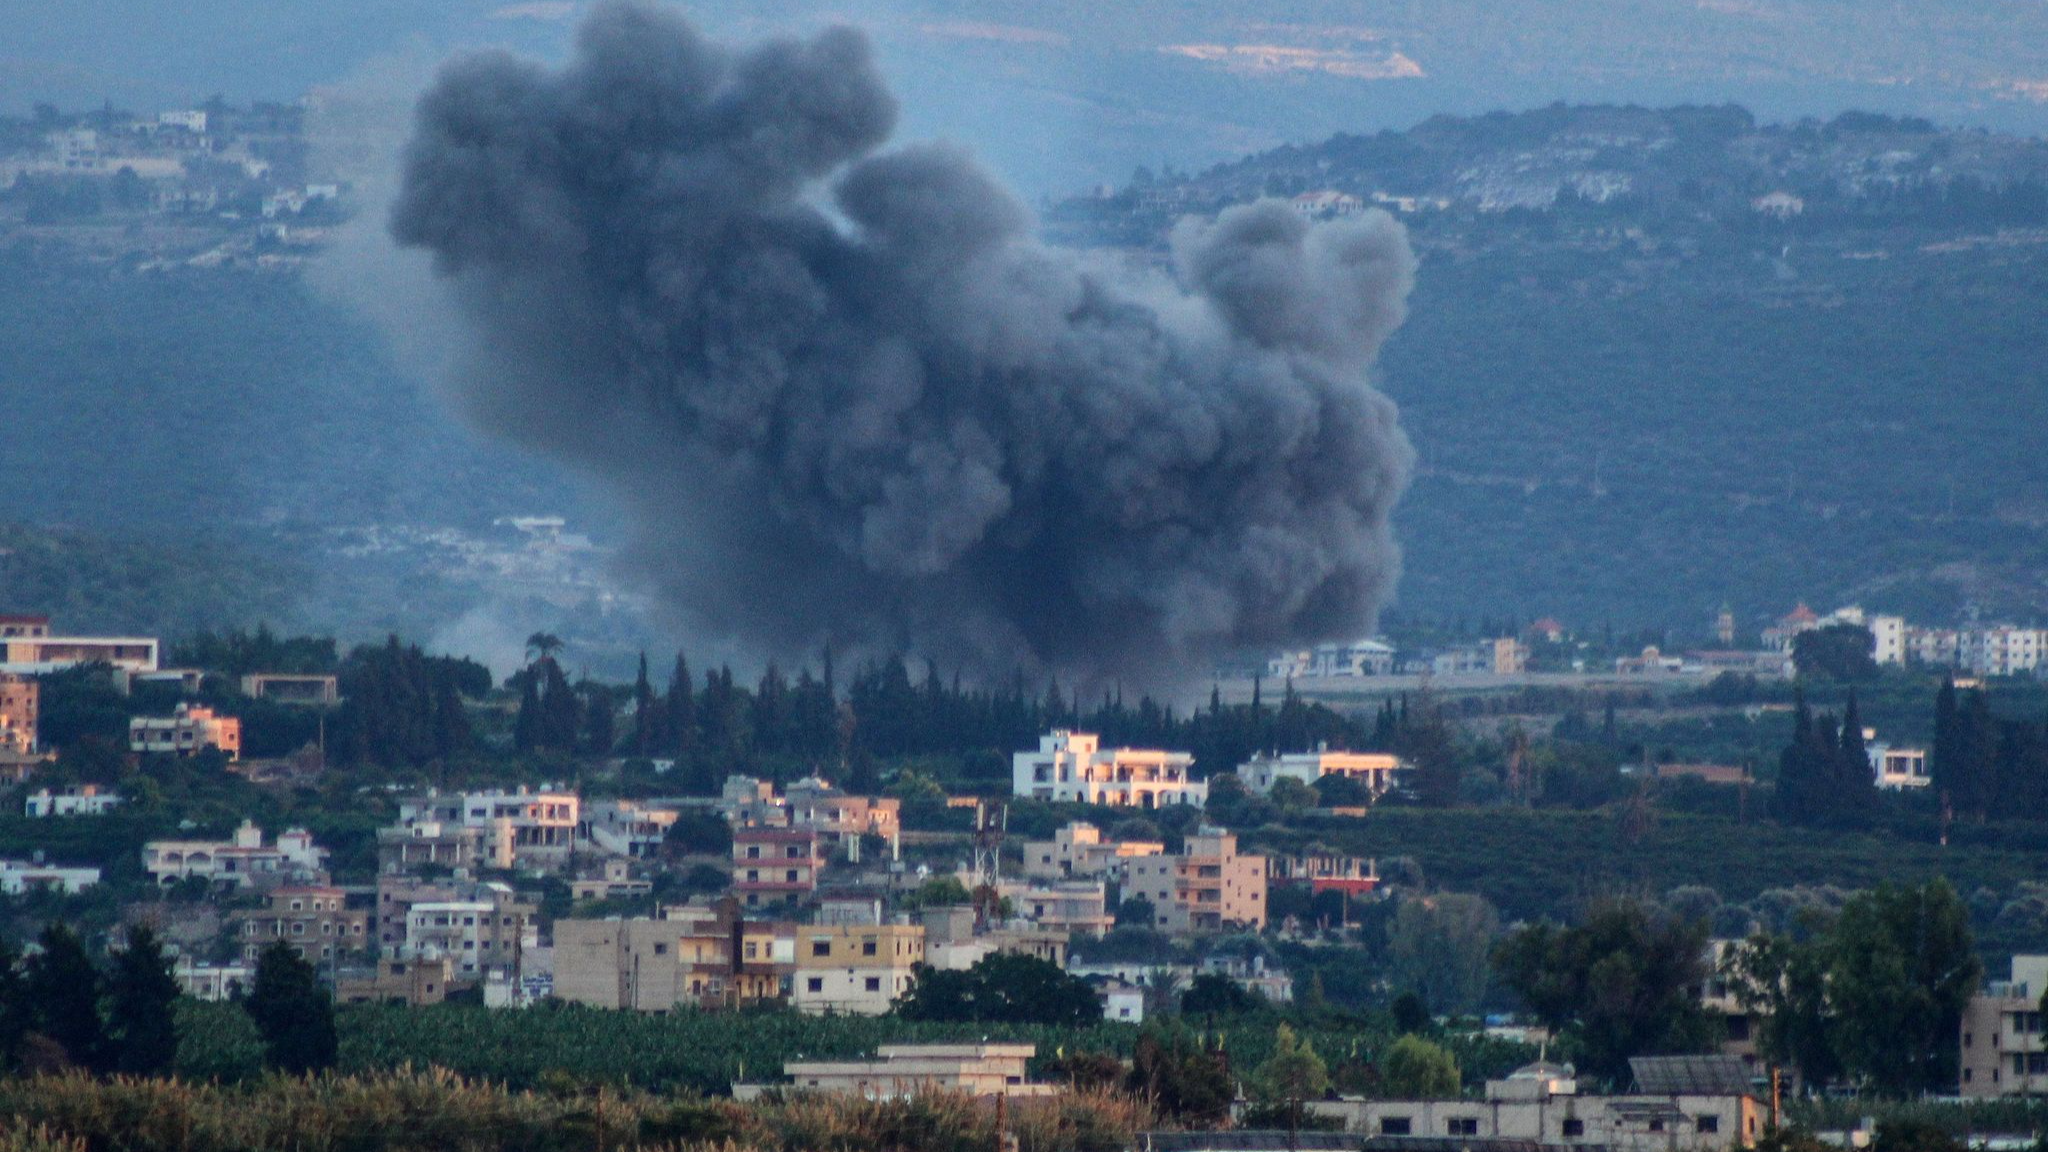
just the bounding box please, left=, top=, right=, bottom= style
left=1050, top=104, right=2048, bottom=634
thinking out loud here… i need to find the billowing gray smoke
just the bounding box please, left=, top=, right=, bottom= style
left=391, top=1, right=1417, bottom=683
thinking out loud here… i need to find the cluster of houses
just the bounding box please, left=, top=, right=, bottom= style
left=1267, top=603, right=2048, bottom=686
left=12, top=725, right=1393, bottom=1016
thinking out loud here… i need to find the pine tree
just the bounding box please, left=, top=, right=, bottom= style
left=108, top=924, right=180, bottom=1076
left=24, top=923, right=107, bottom=1073
left=244, top=941, right=337, bottom=1076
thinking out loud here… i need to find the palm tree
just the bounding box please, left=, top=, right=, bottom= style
left=525, top=632, right=564, bottom=666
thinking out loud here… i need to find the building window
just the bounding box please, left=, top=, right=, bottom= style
left=863, top=940, right=878, bottom=956
left=1562, top=1120, right=1585, bottom=1137
left=1647, top=1120, right=1665, bottom=1133
left=1379, top=1119, right=1410, bottom=1136
left=865, top=977, right=881, bottom=992
left=813, top=940, right=831, bottom=957
left=807, top=977, right=823, bottom=993
left=1447, top=1119, right=1479, bottom=1136
left=1696, top=1117, right=1719, bottom=1134
left=654, top=943, right=668, bottom=955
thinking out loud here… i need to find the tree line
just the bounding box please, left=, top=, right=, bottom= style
left=0, top=924, right=338, bottom=1079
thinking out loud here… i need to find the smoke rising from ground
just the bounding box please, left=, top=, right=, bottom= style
left=391, top=0, right=1418, bottom=684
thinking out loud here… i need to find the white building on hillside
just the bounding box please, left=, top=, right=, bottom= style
left=1236, top=748, right=1406, bottom=799
left=1012, top=730, right=1205, bottom=809
left=24, top=785, right=124, bottom=817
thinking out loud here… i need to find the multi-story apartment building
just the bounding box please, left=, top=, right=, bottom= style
left=1236, top=748, right=1407, bottom=799
left=1011, top=730, right=1206, bottom=809
left=1119, top=829, right=1267, bottom=934
left=336, top=954, right=458, bottom=1006
left=0, top=674, right=37, bottom=755
left=130, top=703, right=242, bottom=760
left=766, top=1043, right=1049, bottom=1100
left=231, top=884, right=370, bottom=966
left=395, top=787, right=580, bottom=870
left=1958, top=626, right=2046, bottom=677
left=554, top=898, right=794, bottom=1011
left=1007, top=880, right=1114, bottom=937
left=792, top=923, right=925, bottom=1016
left=401, top=882, right=537, bottom=983
left=1021, top=821, right=1164, bottom=880
left=732, top=827, right=823, bottom=908
left=1961, top=955, right=2048, bottom=1096
left=144, top=822, right=326, bottom=889
left=784, top=777, right=902, bottom=844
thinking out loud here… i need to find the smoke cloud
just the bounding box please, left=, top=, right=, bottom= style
left=391, top=0, right=1417, bottom=683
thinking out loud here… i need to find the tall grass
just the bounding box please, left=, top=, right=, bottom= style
left=0, top=1069, right=1152, bottom=1152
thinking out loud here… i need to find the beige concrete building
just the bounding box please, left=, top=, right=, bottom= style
left=1961, top=955, right=2048, bottom=1096
left=337, top=954, right=458, bottom=1006
left=0, top=674, right=37, bottom=755
left=231, top=884, right=369, bottom=966
left=792, top=922, right=925, bottom=1015
left=553, top=899, right=793, bottom=1011
left=1021, top=821, right=1163, bottom=880
left=131, top=703, right=242, bottom=759
left=1119, top=829, right=1267, bottom=933
left=762, top=1043, right=1052, bottom=1100
left=1310, top=1059, right=1762, bottom=1152
left=1012, top=730, right=1205, bottom=809
left=0, top=631, right=158, bottom=674
left=1235, top=749, right=1406, bottom=799
left=376, top=822, right=487, bottom=877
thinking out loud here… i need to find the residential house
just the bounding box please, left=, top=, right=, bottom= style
left=231, top=884, right=369, bottom=966
left=239, top=673, right=340, bottom=706
left=554, top=898, right=796, bottom=1011
left=1236, top=749, right=1406, bottom=800
left=24, top=784, right=123, bottom=817
left=131, top=703, right=242, bottom=759
left=1012, top=730, right=1206, bottom=809
left=791, top=922, right=925, bottom=1015
left=1119, top=829, right=1267, bottom=934
left=376, top=821, right=487, bottom=877
left=143, top=822, right=326, bottom=888
left=337, top=954, right=458, bottom=1006
left=0, top=674, right=37, bottom=754
left=732, top=827, right=823, bottom=908
left=570, top=858, right=652, bottom=902
left=172, top=959, right=251, bottom=1001
left=1310, top=1056, right=1763, bottom=1152
left=745, top=1043, right=1051, bottom=1101
left=1268, top=852, right=1379, bottom=896
left=581, top=799, right=679, bottom=859
left=401, top=883, right=537, bottom=983
left=1960, top=955, right=2048, bottom=1096
left=0, top=621, right=159, bottom=674
left=1020, top=821, right=1164, bottom=880
left=396, top=787, right=580, bottom=870
left=0, top=859, right=100, bottom=894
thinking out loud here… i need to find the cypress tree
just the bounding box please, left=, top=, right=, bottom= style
left=632, top=652, right=655, bottom=755
left=244, top=941, right=337, bottom=1076
left=513, top=673, right=541, bottom=752
left=24, top=923, right=107, bottom=1073
left=0, top=937, right=24, bottom=1072
left=108, top=924, right=180, bottom=1076
left=583, top=684, right=616, bottom=755
left=666, top=653, right=697, bottom=760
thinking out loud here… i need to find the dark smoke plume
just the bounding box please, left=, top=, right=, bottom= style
left=391, top=1, right=1417, bottom=683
